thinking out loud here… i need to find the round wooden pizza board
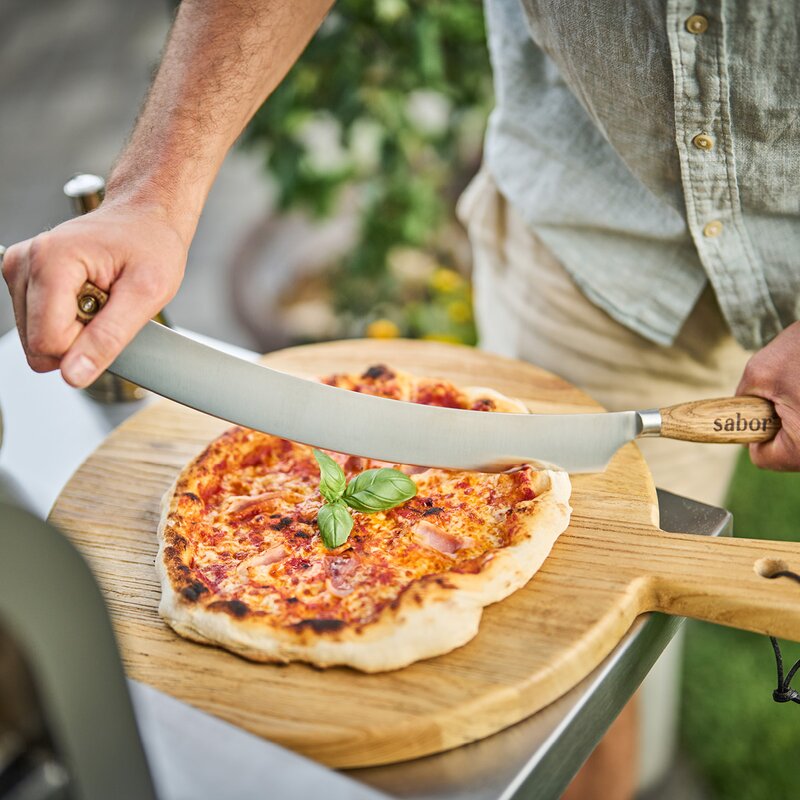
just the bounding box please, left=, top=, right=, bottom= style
left=49, top=339, right=800, bottom=768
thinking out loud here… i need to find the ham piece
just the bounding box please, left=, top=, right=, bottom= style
left=326, top=555, right=359, bottom=597
left=236, top=545, right=287, bottom=579
left=224, top=491, right=281, bottom=515
left=412, top=521, right=471, bottom=555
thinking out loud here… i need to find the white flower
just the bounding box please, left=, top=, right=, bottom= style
left=375, top=0, right=408, bottom=23
left=282, top=298, right=340, bottom=340
left=405, top=90, right=452, bottom=137
left=349, top=118, right=384, bottom=172
left=295, top=112, right=351, bottom=175
left=388, top=247, right=438, bottom=287
left=320, top=11, right=344, bottom=35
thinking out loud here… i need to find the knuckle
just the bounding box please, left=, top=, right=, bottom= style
left=1, top=240, right=31, bottom=285
left=740, top=360, right=770, bottom=391
left=27, top=234, right=51, bottom=271
left=137, top=274, right=161, bottom=300
left=27, top=233, right=77, bottom=289
left=26, top=327, right=64, bottom=358
left=1, top=249, right=17, bottom=283
left=132, top=270, right=170, bottom=306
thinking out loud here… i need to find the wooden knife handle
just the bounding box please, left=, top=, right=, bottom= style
left=640, top=532, right=800, bottom=642
left=0, top=245, right=106, bottom=323
left=76, top=281, right=108, bottom=324
left=659, top=396, right=780, bottom=444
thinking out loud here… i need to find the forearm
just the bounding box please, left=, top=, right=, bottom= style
left=107, top=0, right=333, bottom=243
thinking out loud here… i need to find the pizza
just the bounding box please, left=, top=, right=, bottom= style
left=157, top=364, right=572, bottom=672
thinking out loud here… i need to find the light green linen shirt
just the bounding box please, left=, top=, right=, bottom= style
left=484, top=0, right=799, bottom=350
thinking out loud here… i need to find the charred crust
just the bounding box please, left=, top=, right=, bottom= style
left=180, top=492, right=201, bottom=503
left=208, top=599, right=249, bottom=618
left=362, top=364, right=394, bottom=380
left=168, top=534, right=189, bottom=553
left=270, top=516, right=293, bottom=531
left=163, top=545, right=190, bottom=576
left=292, top=618, right=345, bottom=634
left=471, top=397, right=496, bottom=412
left=181, top=581, right=209, bottom=602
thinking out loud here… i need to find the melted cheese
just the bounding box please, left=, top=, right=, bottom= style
left=172, top=369, right=537, bottom=629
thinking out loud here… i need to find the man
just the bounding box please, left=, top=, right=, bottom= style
left=4, top=1, right=800, bottom=796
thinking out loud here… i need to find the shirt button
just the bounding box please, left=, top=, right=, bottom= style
left=703, top=220, right=723, bottom=238
left=692, top=133, right=714, bottom=151
left=686, top=14, right=709, bottom=34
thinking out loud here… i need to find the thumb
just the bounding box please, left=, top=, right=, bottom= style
left=60, top=273, right=166, bottom=388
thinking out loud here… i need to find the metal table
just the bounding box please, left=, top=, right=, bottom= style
left=0, top=329, right=731, bottom=800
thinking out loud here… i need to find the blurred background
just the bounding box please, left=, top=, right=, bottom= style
left=2, top=2, right=800, bottom=799
left=0, top=0, right=482, bottom=351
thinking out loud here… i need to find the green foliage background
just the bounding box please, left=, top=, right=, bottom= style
left=242, top=1, right=491, bottom=342
left=681, top=452, right=800, bottom=799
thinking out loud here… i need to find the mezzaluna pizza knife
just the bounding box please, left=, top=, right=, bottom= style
left=61, top=278, right=780, bottom=473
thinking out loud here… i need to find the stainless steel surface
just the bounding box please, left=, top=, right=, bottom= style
left=637, top=408, right=663, bottom=437
left=0, top=328, right=730, bottom=800
left=110, top=321, right=649, bottom=473
left=129, top=682, right=389, bottom=800
left=351, top=490, right=732, bottom=800
left=63, top=173, right=105, bottom=214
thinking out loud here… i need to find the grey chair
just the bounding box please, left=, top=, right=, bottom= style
left=0, top=501, right=157, bottom=800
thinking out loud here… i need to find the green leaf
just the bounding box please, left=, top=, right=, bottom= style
left=317, top=500, right=354, bottom=549
left=343, top=468, right=417, bottom=512
left=313, top=449, right=346, bottom=503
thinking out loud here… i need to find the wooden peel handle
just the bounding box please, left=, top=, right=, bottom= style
left=659, top=396, right=780, bottom=444
left=641, top=533, right=800, bottom=642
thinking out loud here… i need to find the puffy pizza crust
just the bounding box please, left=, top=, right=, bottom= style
left=157, top=375, right=572, bottom=673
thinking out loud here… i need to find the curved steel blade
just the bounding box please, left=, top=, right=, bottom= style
left=110, top=322, right=641, bottom=473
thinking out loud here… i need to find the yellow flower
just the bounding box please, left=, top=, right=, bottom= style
left=447, top=299, right=472, bottom=323
left=429, top=267, right=463, bottom=294
left=422, top=333, right=462, bottom=344
left=366, top=318, right=401, bottom=339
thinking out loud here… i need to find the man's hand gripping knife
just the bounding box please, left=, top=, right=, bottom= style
left=1, top=0, right=333, bottom=389
left=737, top=321, right=800, bottom=471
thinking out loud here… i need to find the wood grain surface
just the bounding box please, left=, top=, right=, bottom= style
left=49, top=339, right=800, bottom=768
left=660, top=395, right=780, bottom=443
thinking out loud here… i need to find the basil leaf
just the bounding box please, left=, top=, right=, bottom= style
left=317, top=500, right=354, bottom=549
left=313, top=449, right=346, bottom=503
left=343, top=468, right=417, bottom=513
